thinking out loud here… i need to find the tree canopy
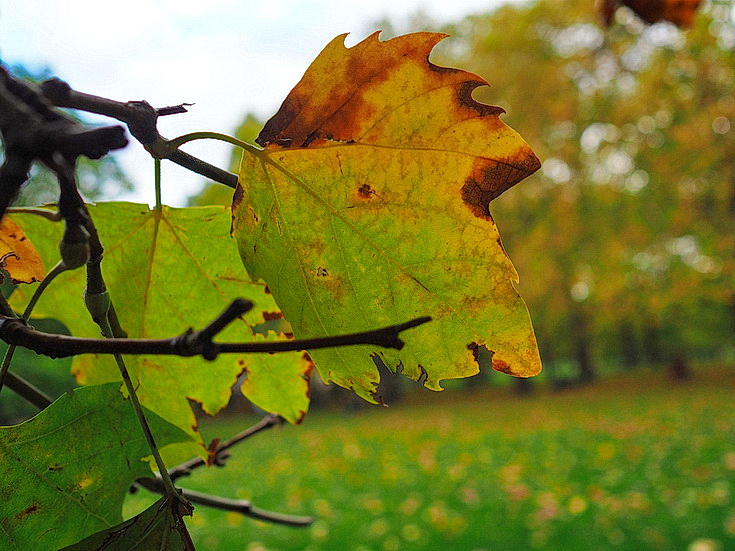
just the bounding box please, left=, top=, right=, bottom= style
left=434, top=0, right=733, bottom=378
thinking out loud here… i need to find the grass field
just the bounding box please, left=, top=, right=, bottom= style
left=126, top=366, right=735, bottom=550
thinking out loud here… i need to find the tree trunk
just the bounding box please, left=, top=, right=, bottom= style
left=668, top=353, right=692, bottom=382
left=374, top=357, right=404, bottom=405
left=642, top=320, right=665, bottom=365
left=618, top=321, right=640, bottom=368
left=514, top=377, right=533, bottom=396
left=463, top=344, right=490, bottom=391
left=571, top=309, right=596, bottom=383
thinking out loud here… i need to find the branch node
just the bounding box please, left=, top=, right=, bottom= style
left=39, top=78, right=71, bottom=102
left=170, top=299, right=254, bottom=360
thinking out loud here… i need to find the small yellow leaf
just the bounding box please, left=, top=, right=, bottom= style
left=0, top=217, right=45, bottom=284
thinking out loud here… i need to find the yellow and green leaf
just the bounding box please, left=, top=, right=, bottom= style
left=11, top=203, right=310, bottom=448
left=232, top=32, right=542, bottom=402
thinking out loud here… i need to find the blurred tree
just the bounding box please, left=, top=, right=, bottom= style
left=435, top=0, right=734, bottom=381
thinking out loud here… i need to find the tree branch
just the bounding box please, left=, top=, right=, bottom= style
left=0, top=67, right=127, bottom=222
left=39, top=78, right=238, bottom=188
left=0, top=309, right=431, bottom=359
left=136, top=476, right=314, bottom=527
left=3, top=370, right=53, bottom=410
left=168, top=414, right=282, bottom=482
left=0, top=67, right=127, bottom=161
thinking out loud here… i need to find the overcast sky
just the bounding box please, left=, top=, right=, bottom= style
left=1, top=0, right=520, bottom=205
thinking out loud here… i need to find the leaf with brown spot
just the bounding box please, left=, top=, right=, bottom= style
left=233, top=32, right=542, bottom=402
left=0, top=216, right=44, bottom=284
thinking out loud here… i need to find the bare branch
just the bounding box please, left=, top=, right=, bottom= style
left=3, top=371, right=53, bottom=410
left=39, top=78, right=238, bottom=188
left=136, top=476, right=314, bottom=527
left=0, top=67, right=127, bottom=221
left=168, top=414, right=282, bottom=482
left=0, top=68, right=127, bottom=162
left=0, top=308, right=432, bottom=359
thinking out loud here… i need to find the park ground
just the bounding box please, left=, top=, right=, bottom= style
left=126, top=364, right=735, bottom=551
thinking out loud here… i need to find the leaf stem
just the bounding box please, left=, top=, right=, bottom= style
left=154, top=158, right=162, bottom=209
left=5, top=207, right=62, bottom=222
left=98, top=314, right=192, bottom=515
left=167, top=131, right=262, bottom=157
left=2, top=370, right=53, bottom=409
left=21, top=261, right=68, bottom=320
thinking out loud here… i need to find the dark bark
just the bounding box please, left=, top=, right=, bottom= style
left=514, top=377, right=534, bottom=396
left=463, top=343, right=490, bottom=391
left=642, top=320, right=665, bottom=365
left=571, top=308, right=596, bottom=383
left=668, top=353, right=692, bottom=382
left=0, top=310, right=431, bottom=360
left=618, top=321, right=640, bottom=368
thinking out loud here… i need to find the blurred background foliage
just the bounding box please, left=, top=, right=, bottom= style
left=126, top=367, right=735, bottom=550
left=429, top=0, right=734, bottom=388
left=177, top=4, right=735, bottom=547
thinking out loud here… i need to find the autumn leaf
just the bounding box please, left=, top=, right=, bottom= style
left=0, top=384, right=192, bottom=550
left=232, top=32, right=541, bottom=402
left=600, top=0, right=703, bottom=27
left=0, top=216, right=44, bottom=284
left=11, top=203, right=310, bottom=443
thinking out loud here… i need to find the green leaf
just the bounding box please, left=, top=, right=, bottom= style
left=232, top=32, right=541, bottom=402
left=240, top=344, right=313, bottom=423
left=60, top=497, right=194, bottom=551
left=0, top=384, right=192, bottom=550
left=11, top=203, right=310, bottom=439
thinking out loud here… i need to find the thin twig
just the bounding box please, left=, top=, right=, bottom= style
left=156, top=103, right=194, bottom=116
left=100, top=315, right=192, bottom=515
left=0, top=261, right=68, bottom=395
left=5, top=206, right=62, bottom=222
left=136, top=477, right=314, bottom=527
left=168, top=414, right=282, bottom=482
left=3, top=371, right=53, bottom=410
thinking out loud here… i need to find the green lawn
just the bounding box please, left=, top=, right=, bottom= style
left=126, top=366, right=735, bottom=550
